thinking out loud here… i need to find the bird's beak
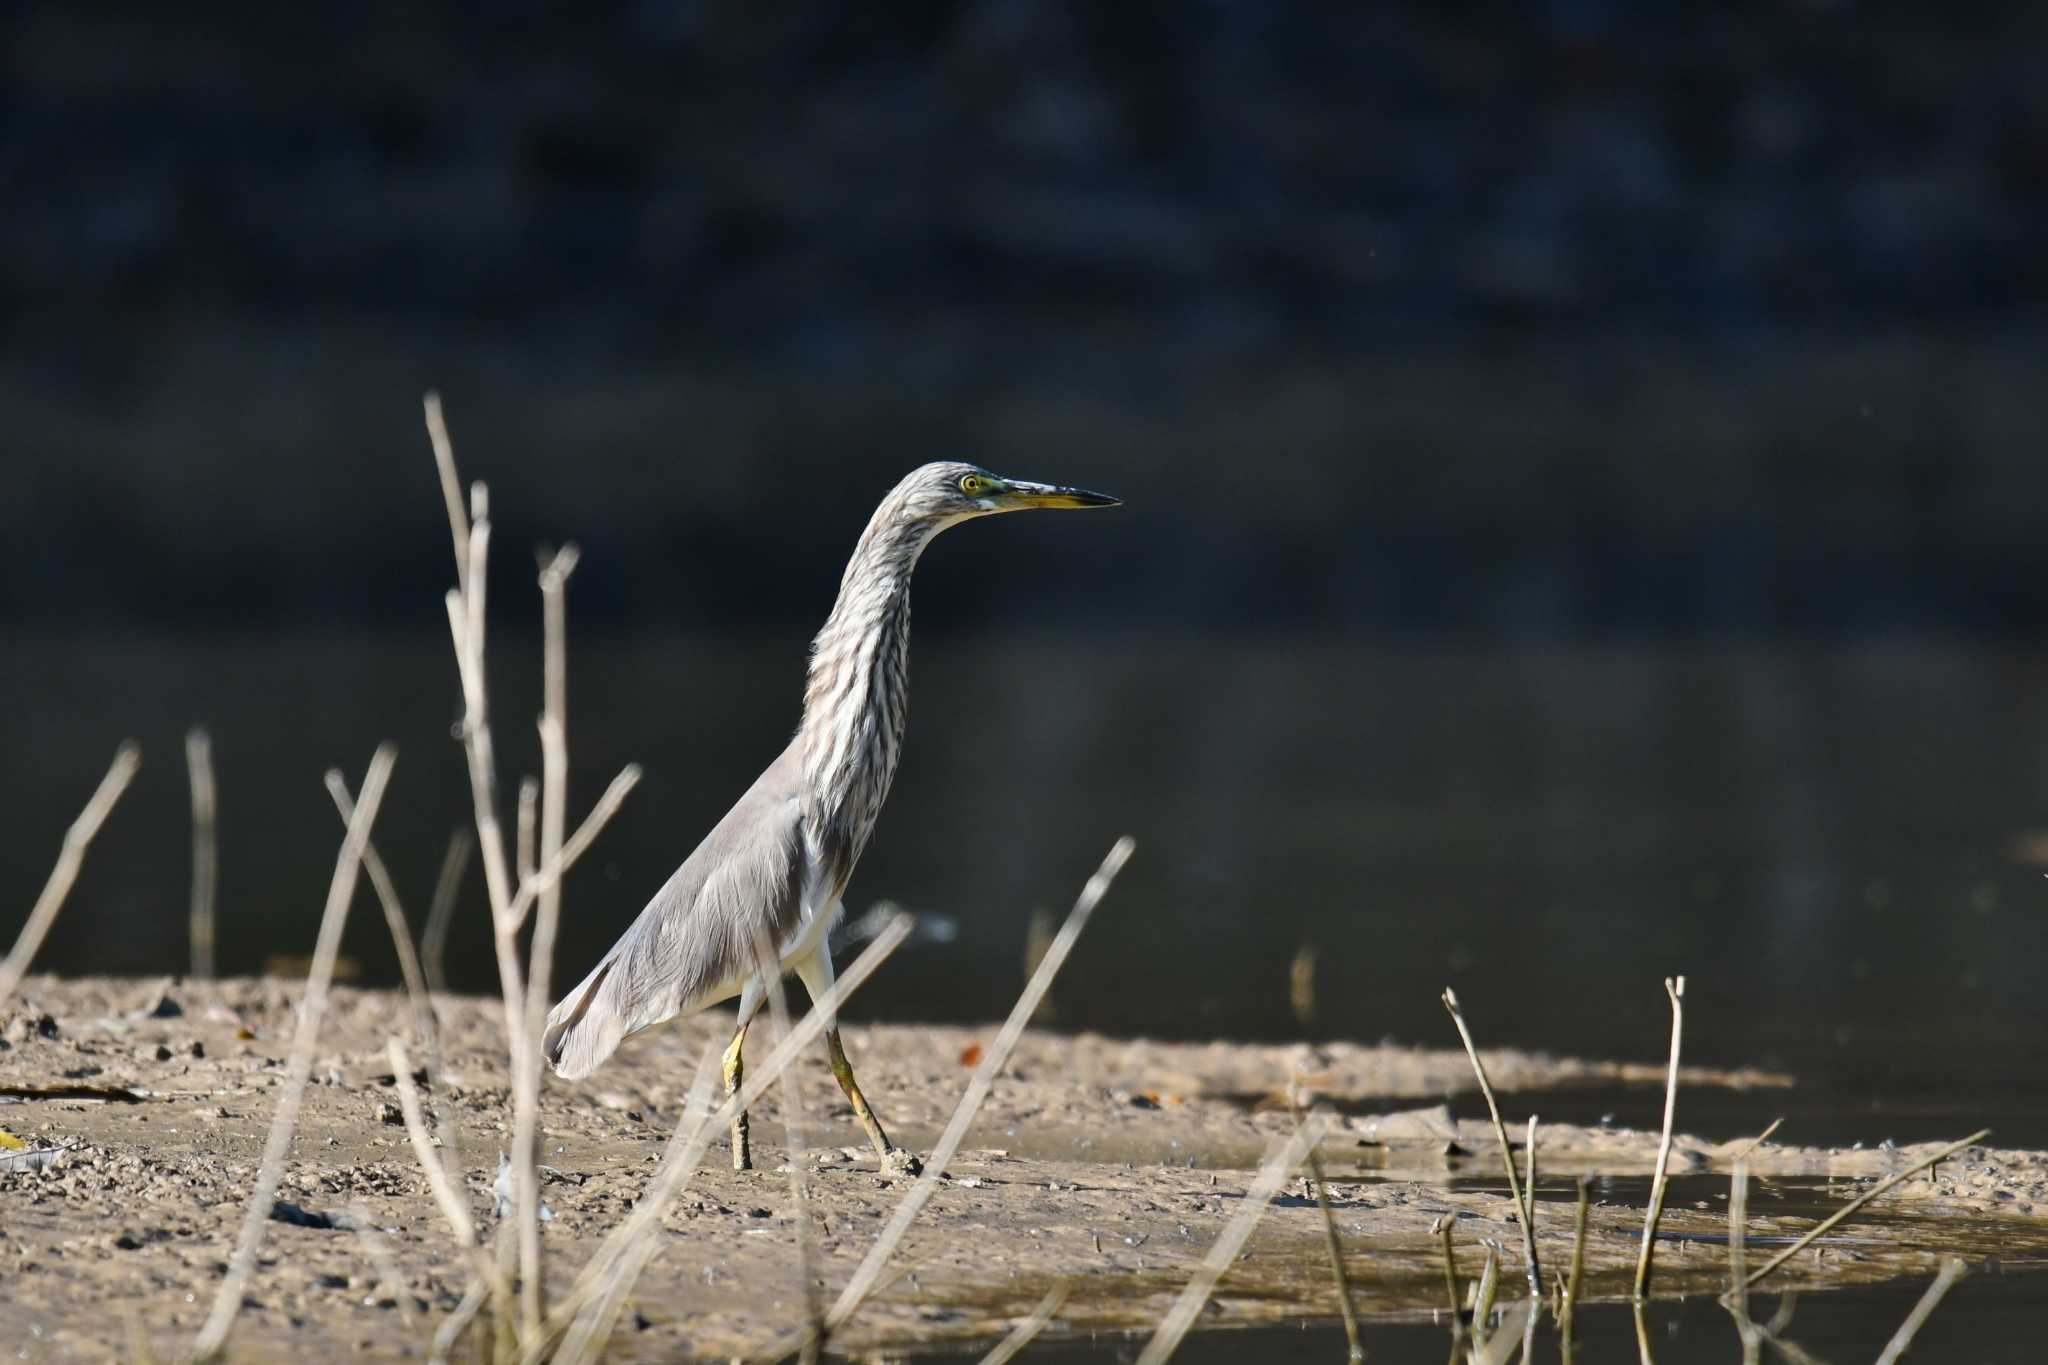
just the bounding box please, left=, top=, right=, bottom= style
left=999, top=480, right=1122, bottom=510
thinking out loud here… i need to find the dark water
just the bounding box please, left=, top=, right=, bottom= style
left=910, top=1274, right=2048, bottom=1364
left=8, top=631, right=2048, bottom=1146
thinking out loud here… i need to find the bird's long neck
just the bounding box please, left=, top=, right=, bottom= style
left=799, top=503, right=937, bottom=884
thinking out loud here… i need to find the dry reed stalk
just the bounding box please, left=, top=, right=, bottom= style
left=1434, top=1215, right=1464, bottom=1347
left=1631, top=975, right=1685, bottom=1301
left=1469, top=1243, right=1500, bottom=1349
left=326, top=773, right=437, bottom=1068
left=512, top=544, right=580, bottom=1338
left=1729, top=1115, right=1784, bottom=1165
left=1725, top=1160, right=1761, bottom=1365
left=1744, top=1129, right=1990, bottom=1290
left=497, top=766, right=641, bottom=930
left=1632, top=1300, right=1656, bottom=1365
left=430, top=1278, right=488, bottom=1365
left=0, top=742, right=140, bottom=1014
left=421, top=827, right=472, bottom=997
left=979, top=1282, right=1070, bottom=1365
left=186, top=728, right=216, bottom=980
left=517, top=777, right=538, bottom=886
left=550, top=1040, right=722, bottom=1365
left=1558, top=1175, right=1590, bottom=1364
left=534, top=915, right=916, bottom=1362
left=1304, top=1125, right=1362, bottom=1362
left=824, top=836, right=1136, bottom=1334
left=1873, top=1258, right=1966, bottom=1365
left=750, top=930, right=825, bottom=1365
left=1475, top=1296, right=1533, bottom=1365
left=1288, top=1076, right=1361, bottom=1361
left=191, top=745, right=395, bottom=1361
left=424, top=391, right=469, bottom=593
left=387, top=1037, right=511, bottom=1308
left=1440, top=988, right=1541, bottom=1295
left=424, top=400, right=643, bottom=1353
left=1133, top=1110, right=1333, bottom=1365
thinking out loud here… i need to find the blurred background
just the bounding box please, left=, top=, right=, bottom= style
left=6, top=3, right=2048, bottom=1140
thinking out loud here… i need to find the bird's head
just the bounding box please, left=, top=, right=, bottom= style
left=892, top=461, right=1121, bottom=529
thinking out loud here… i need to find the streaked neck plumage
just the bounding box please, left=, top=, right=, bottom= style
left=798, top=491, right=953, bottom=889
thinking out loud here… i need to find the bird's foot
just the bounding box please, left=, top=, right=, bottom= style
left=881, top=1147, right=923, bottom=1178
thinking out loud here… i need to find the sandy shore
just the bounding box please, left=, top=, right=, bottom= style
left=3, top=977, right=2041, bottom=1361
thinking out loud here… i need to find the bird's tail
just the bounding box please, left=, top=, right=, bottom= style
left=541, top=956, right=622, bottom=1080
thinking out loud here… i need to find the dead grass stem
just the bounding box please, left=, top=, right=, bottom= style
left=1134, top=1110, right=1333, bottom=1365
left=0, top=742, right=141, bottom=1015
left=1559, top=1175, right=1590, bottom=1363
left=1440, top=988, right=1541, bottom=1295
left=824, top=836, right=1135, bottom=1335
left=978, top=1282, right=1070, bottom=1365
left=185, top=728, right=216, bottom=981
left=1744, top=1129, right=1991, bottom=1291
left=1873, top=1257, right=1967, bottom=1365
left=751, top=929, right=825, bottom=1364
left=535, top=914, right=916, bottom=1362
left=190, top=745, right=395, bottom=1362
left=326, top=772, right=438, bottom=1072
left=1725, top=1160, right=1762, bottom=1364
left=1631, top=975, right=1686, bottom=1302
left=420, top=828, right=472, bottom=998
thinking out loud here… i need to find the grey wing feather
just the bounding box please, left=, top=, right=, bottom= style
left=543, top=739, right=808, bottom=1079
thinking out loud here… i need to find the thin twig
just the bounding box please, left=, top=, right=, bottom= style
left=1633, top=1301, right=1656, bottom=1365
left=387, top=1037, right=509, bottom=1308
left=1289, top=1076, right=1360, bottom=1360
left=1470, top=1243, right=1500, bottom=1349
left=1745, top=1129, right=1991, bottom=1290
left=498, top=764, right=642, bottom=933
left=825, top=837, right=1136, bottom=1334
left=421, top=828, right=472, bottom=998
left=536, top=915, right=916, bottom=1362
left=979, top=1282, right=1070, bottom=1365
left=0, top=743, right=141, bottom=1015
left=191, top=745, right=395, bottom=1361
left=1632, top=975, right=1686, bottom=1301
left=1435, top=1215, right=1464, bottom=1347
left=423, top=391, right=469, bottom=595
left=1559, top=1176, right=1590, bottom=1364
left=429, top=1277, right=488, bottom=1365
left=1475, top=1296, right=1533, bottom=1365
left=1873, top=1258, right=1966, bottom=1365
left=516, top=778, right=538, bottom=888
left=1726, top=1159, right=1762, bottom=1365
left=1441, top=988, right=1541, bottom=1295
left=1303, top=1112, right=1363, bottom=1362
left=186, top=728, right=217, bottom=981
left=551, top=1040, right=721, bottom=1365
left=1729, top=1116, right=1784, bottom=1166
left=513, top=543, right=580, bottom=1339
left=1134, top=1111, right=1333, bottom=1365
left=326, top=772, right=437, bottom=1072
left=752, top=928, right=824, bottom=1365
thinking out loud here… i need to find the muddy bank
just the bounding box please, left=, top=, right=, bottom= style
left=2, top=977, right=2040, bottom=1361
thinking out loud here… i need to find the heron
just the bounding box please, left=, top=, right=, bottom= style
left=543, top=462, right=1119, bottom=1173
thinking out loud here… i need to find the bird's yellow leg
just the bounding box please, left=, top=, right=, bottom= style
left=797, top=941, right=921, bottom=1175
left=724, top=1018, right=752, bottom=1171
left=824, top=1027, right=894, bottom=1161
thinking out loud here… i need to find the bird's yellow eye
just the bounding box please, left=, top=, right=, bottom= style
left=959, top=474, right=992, bottom=496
